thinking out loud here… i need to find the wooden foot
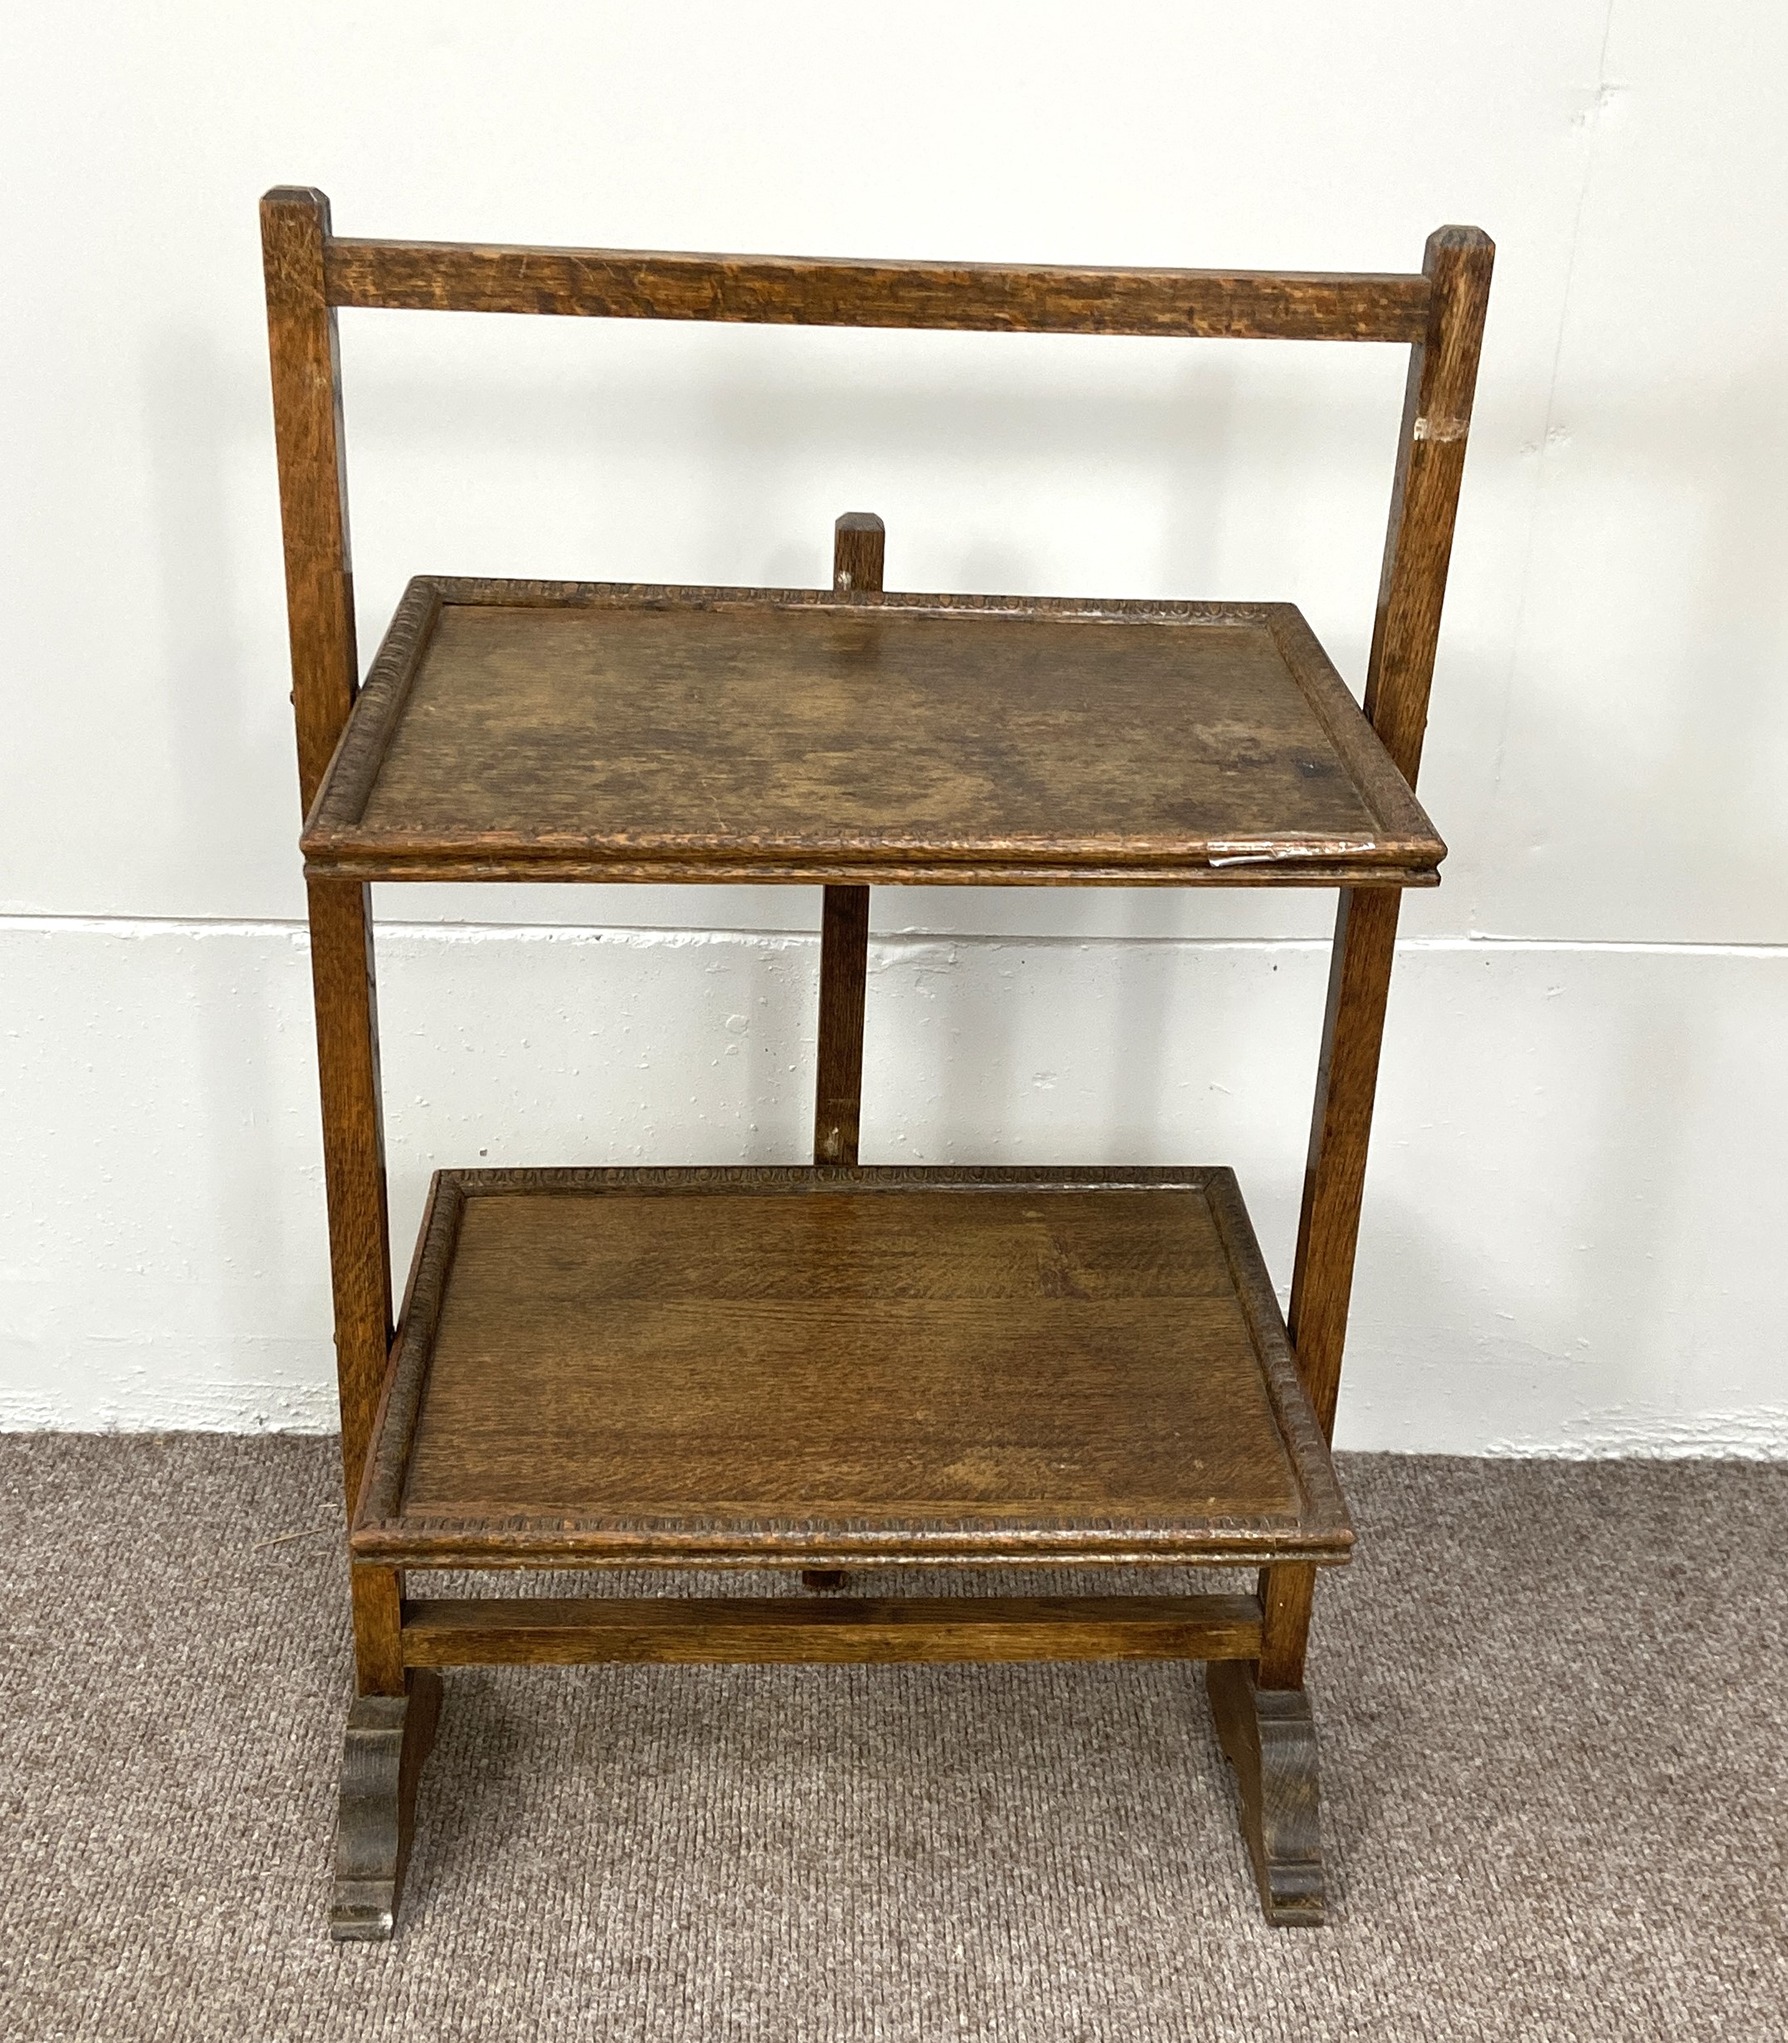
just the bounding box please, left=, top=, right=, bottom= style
left=330, top=1669, right=443, bottom=1941
left=1205, top=1659, right=1325, bottom=1927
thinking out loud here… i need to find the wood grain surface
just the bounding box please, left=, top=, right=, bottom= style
left=263, top=193, right=1494, bottom=1938
left=304, top=878, right=394, bottom=1532
left=1261, top=225, right=1494, bottom=1695
left=301, top=581, right=1444, bottom=887
left=264, top=189, right=404, bottom=1704
left=330, top=1669, right=442, bottom=1943
left=1207, top=1658, right=1325, bottom=1926
left=1363, top=228, right=1496, bottom=785
left=400, top=1593, right=1266, bottom=1666
left=830, top=511, right=886, bottom=595
left=262, top=188, right=359, bottom=815
left=324, top=236, right=1430, bottom=342
left=813, top=513, right=884, bottom=1165
left=1286, top=886, right=1404, bottom=1443
left=349, top=1563, right=405, bottom=1696
left=352, top=1166, right=1350, bottom=1569
left=814, top=880, right=870, bottom=1164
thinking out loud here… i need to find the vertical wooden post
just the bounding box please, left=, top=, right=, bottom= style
left=1255, top=1562, right=1320, bottom=1693
left=1283, top=885, right=1403, bottom=1443
left=306, top=878, right=395, bottom=1516
left=830, top=509, right=885, bottom=598
left=1260, top=227, right=1494, bottom=1690
left=264, top=187, right=401, bottom=1694
left=261, top=188, right=359, bottom=814
left=813, top=512, right=884, bottom=1167
left=350, top=1562, right=406, bottom=1695
left=1361, top=228, right=1497, bottom=789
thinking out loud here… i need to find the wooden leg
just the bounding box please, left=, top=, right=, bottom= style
left=1255, top=1560, right=1317, bottom=1691
left=308, top=876, right=400, bottom=1708
left=800, top=1569, right=849, bottom=1592
left=1206, top=1659, right=1325, bottom=1927
left=1213, top=886, right=1398, bottom=1926
left=351, top=1563, right=406, bottom=1696
left=1287, top=885, right=1402, bottom=1437
left=331, top=1669, right=443, bottom=1942
left=307, top=876, right=394, bottom=1515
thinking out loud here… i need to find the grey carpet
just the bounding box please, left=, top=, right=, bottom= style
left=1, top=1438, right=1784, bottom=2041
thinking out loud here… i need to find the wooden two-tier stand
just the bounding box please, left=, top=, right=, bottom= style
left=262, top=190, right=1490, bottom=1939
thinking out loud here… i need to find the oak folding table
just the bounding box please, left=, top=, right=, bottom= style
left=261, top=190, right=1491, bottom=1938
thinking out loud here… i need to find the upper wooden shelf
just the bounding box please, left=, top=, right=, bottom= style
left=301, top=577, right=1444, bottom=887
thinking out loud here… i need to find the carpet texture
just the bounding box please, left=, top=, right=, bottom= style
left=1, top=1436, right=1784, bottom=2041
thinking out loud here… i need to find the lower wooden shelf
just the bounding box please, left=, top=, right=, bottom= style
left=352, top=1165, right=1351, bottom=1570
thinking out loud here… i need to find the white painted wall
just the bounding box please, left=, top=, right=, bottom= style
left=3, top=1, right=1784, bottom=1449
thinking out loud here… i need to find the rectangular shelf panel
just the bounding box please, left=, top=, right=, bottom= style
left=303, top=579, right=1444, bottom=886
left=353, top=1165, right=1352, bottom=1569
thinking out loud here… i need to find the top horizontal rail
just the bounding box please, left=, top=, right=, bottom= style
left=322, top=237, right=1432, bottom=342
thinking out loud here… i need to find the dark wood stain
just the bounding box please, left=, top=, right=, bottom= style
left=305, top=878, right=393, bottom=1511
left=401, top=1593, right=1266, bottom=1666
left=814, top=878, right=870, bottom=1164
left=1261, top=225, right=1495, bottom=1697
left=263, top=187, right=396, bottom=1565
left=330, top=1670, right=442, bottom=1942
left=1207, top=1658, right=1325, bottom=1926
left=354, top=1167, right=1349, bottom=1570
left=302, top=583, right=1444, bottom=887
left=814, top=513, right=884, bottom=1167
left=262, top=190, right=358, bottom=815
left=262, top=188, right=1493, bottom=1933
left=324, top=237, right=1432, bottom=343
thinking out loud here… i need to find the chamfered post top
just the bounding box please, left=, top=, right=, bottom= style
left=260, top=187, right=334, bottom=314
left=260, top=185, right=332, bottom=255
left=1427, top=224, right=1495, bottom=257
left=262, top=183, right=331, bottom=218
left=1421, top=226, right=1496, bottom=344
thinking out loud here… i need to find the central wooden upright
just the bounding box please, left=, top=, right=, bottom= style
left=262, top=189, right=1491, bottom=1939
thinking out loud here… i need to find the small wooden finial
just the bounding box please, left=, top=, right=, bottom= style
left=832, top=512, right=885, bottom=594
